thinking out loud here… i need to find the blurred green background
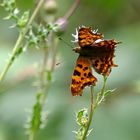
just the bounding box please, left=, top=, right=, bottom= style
left=0, top=0, right=140, bottom=140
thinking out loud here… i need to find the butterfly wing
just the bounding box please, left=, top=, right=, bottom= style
left=71, top=56, right=97, bottom=96
left=90, top=40, right=118, bottom=76
left=78, top=27, right=103, bottom=47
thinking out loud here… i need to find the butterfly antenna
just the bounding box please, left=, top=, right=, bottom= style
left=58, top=37, right=74, bottom=48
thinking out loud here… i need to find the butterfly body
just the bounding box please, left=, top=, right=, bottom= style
left=71, top=27, right=119, bottom=96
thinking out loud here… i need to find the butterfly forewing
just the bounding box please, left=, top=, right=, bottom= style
left=71, top=56, right=97, bottom=96
left=78, top=27, right=103, bottom=47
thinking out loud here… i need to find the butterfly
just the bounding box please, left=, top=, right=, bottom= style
left=71, top=26, right=119, bottom=96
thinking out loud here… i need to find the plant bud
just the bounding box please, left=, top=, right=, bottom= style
left=54, top=18, right=68, bottom=35
left=44, top=0, right=57, bottom=14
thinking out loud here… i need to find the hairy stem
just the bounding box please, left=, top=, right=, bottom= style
left=0, top=0, right=45, bottom=82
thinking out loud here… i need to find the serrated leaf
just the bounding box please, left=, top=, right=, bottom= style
left=87, top=128, right=93, bottom=137
left=29, top=93, right=44, bottom=132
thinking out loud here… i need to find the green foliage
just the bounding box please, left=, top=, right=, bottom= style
left=26, top=93, right=47, bottom=135
left=25, top=25, right=50, bottom=48
left=76, top=108, right=88, bottom=127
left=97, top=88, right=116, bottom=105
left=1, top=0, right=29, bottom=29
left=17, top=11, right=29, bottom=28
left=104, top=88, right=116, bottom=97
left=46, top=70, right=52, bottom=81
left=73, top=108, right=93, bottom=140
left=73, top=77, right=117, bottom=140
left=0, top=0, right=16, bottom=12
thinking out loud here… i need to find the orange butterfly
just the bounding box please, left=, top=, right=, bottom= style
left=71, top=26, right=119, bottom=96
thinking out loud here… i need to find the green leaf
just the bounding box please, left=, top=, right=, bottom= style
left=29, top=93, right=44, bottom=132
left=87, top=129, right=93, bottom=137
left=17, top=11, right=29, bottom=28
left=37, top=24, right=49, bottom=40
left=47, top=70, right=52, bottom=81
left=76, top=108, right=88, bottom=127
left=104, top=88, right=116, bottom=97
left=1, top=0, right=16, bottom=11
left=73, top=127, right=85, bottom=140
left=26, top=28, right=39, bottom=47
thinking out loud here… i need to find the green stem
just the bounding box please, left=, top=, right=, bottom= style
left=81, top=76, right=108, bottom=140
left=28, top=132, right=34, bottom=140
left=41, top=36, right=59, bottom=104
left=0, top=32, right=23, bottom=81
left=96, top=76, right=107, bottom=105
left=28, top=32, right=59, bottom=140
left=81, top=86, right=94, bottom=140
left=0, top=0, right=45, bottom=82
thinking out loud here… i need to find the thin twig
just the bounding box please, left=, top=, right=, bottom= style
left=64, top=0, right=80, bottom=20
left=0, top=0, right=45, bottom=82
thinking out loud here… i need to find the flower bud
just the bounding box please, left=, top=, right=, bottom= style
left=44, top=0, right=57, bottom=14
left=54, top=18, right=68, bottom=35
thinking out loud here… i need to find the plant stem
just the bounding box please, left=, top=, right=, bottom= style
left=28, top=32, right=58, bottom=140
left=81, top=76, right=108, bottom=140
left=28, top=132, right=34, bottom=140
left=96, top=76, right=107, bottom=105
left=81, top=86, right=94, bottom=140
left=0, top=32, right=23, bottom=82
left=64, top=0, right=80, bottom=20
left=0, top=0, right=45, bottom=82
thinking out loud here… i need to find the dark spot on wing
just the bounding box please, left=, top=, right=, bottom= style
left=88, top=72, right=92, bottom=78
left=100, top=58, right=104, bottom=62
left=77, top=64, right=83, bottom=68
left=94, top=60, right=99, bottom=67
left=94, top=63, right=98, bottom=67
left=73, top=70, right=81, bottom=76
left=81, top=77, right=84, bottom=80
left=83, top=66, right=88, bottom=71
left=84, top=73, right=87, bottom=76
left=95, top=60, right=99, bottom=64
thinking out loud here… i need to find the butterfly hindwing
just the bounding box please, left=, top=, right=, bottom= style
left=90, top=40, right=118, bottom=76
left=71, top=56, right=97, bottom=96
